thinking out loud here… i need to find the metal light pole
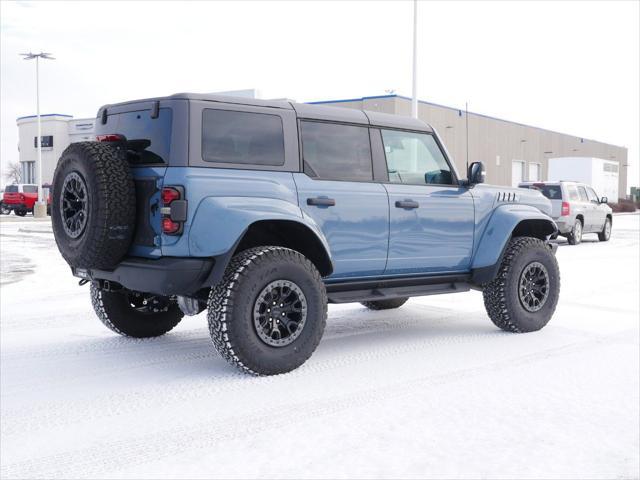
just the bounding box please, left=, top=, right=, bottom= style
left=20, top=52, right=55, bottom=218
left=411, top=0, right=418, bottom=119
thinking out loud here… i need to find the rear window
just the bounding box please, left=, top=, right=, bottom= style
left=202, top=109, right=285, bottom=166
left=23, top=185, right=37, bottom=194
left=5, top=185, right=18, bottom=193
left=100, top=108, right=173, bottom=165
left=521, top=184, right=562, bottom=200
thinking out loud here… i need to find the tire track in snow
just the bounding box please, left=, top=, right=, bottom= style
left=1, top=330, right=630, bottom=480
left=1, top=306, right=459, bottom=396
left=1, top=311, right=478, bottom=434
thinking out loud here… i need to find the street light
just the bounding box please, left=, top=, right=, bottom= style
left=20, top=51, right=55, bottom=217
left=411, top=0, right=418, bottom=119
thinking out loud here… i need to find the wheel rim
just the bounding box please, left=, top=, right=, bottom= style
left=518, top=261, right=550, bottom=312
left=253, top=280, right=308, bottom=347
left=574, top=221, right=582, bottom=242
left=60, top=171, right=89, bottom=238
left=127, top=292, right=171, bottom=314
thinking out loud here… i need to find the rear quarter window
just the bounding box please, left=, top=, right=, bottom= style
left=567, top=186, right=580, bottom=201
left=22, top=185, right=38, bottom=194
left=202, top=109, right=285, bottom=166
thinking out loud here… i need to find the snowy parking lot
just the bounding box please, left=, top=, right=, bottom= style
left=1, top=214, right=638, bottom=479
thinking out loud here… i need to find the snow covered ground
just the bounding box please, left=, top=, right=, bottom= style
left=1, top=214, right=638, bottom=479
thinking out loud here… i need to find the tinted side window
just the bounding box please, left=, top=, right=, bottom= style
left=202, top=109, right=285, bottom=166
left=23, top=185, right=38, bottom=193
left=5, top=185, right=18, bottom=193
left=301, top=121, right=372, bottom=181
left=577, top=186, right=589, bottom=202
left=381, top=129, right=454, bottom=185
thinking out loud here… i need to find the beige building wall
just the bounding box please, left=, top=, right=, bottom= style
left=314, top=96, right=628, bottom=198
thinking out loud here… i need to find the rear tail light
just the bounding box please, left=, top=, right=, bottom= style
left=161, top=186, right=186, bottom=235
left=561, top=201, right=570, bottom=216
left=162, top=217, right=181, bottom=235
left=161, top=187, right=181, bottom=205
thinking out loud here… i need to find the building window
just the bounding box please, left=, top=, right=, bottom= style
left=511, top=160, right=525, bottom=187
left=22, top=161, right=35, bottom=184
left=301, top=121, right=372, bottom=182
left=33, top=135, right=53, bottom=149
left=528, top=163, right=542, bottom=182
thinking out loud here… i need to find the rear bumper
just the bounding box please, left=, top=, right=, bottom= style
left=553, top=217, right=573, bottom=234
left=72, top=257, right=214, bottom=296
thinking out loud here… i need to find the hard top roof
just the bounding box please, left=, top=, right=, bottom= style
left=99, top=93, right=434, bottom=132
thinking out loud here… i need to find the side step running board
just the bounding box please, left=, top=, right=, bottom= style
left=324, top=274, right=471, bottom=304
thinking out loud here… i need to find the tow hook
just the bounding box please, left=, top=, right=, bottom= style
left=177, top=296, right=201, bottom=316
left=78, top=279, right=89, bottom=286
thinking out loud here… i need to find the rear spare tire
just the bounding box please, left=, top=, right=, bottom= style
left=51, top=142, right=136, bottom=269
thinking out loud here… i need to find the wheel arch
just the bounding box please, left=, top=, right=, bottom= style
left=203, top=218, right=334, bottom=287
left=470, top=205, right=557, bottom=285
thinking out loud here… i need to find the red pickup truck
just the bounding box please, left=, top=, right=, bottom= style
left=1, top=184, right=48, bottom=216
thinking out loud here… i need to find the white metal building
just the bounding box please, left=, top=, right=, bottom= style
left=16, top=114, right=95, bottom=185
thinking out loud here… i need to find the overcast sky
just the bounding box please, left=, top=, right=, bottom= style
left=1, top=0, right=638, bottom=191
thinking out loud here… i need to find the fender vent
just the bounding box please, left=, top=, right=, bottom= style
left=497, top=192, right=518, bottom=202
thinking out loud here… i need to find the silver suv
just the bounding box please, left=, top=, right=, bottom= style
left=519, top=181, right=612, bottom=245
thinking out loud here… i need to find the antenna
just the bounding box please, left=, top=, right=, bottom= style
left=465, top=101, right=469, bottom=173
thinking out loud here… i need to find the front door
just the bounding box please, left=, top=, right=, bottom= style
left=380, top=129, right=474, bottom=275
left=295, top=120, right=389, bottom=279
left=577, top=185, right=597, bottom=231
left=585, top=186, right=606, bottom=231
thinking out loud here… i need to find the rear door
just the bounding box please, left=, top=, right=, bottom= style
left=294, top=120, right=389, bottom=279
left=380, top=128, right=474, bottom=275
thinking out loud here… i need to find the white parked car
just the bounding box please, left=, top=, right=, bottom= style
left=519, top=181, right=612, bottom=245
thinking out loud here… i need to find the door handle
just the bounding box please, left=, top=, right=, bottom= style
left=395, top=199, right=419, bottom=209
left=307, top=197, right=336, bottom=207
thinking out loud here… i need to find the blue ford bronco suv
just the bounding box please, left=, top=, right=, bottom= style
left=51, top=93, right=560, bottom=375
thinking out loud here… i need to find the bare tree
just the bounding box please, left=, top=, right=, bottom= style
left=4, top=161, right=21, bottom=184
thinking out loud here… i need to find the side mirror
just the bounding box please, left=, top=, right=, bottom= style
left=600, top=196, right=608, bottom=204
left=468, top=161, right=486, bottom=185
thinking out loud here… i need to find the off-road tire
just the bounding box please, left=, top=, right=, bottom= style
left=207, top=246, right=327, bottom=376
left=90, top=283, right=183, bottom=338
left=598, top=217, right=612, bottom=242
left=0, top=203, right=10, bottom=215
left=361, top=297, right=409, bottom=310
left=15, top=209, right=26, bottom=217
left=483, top=237, right=560, bottom=333
left=51, top=142, right=136, bottom=269
left=567, top=219, right=583, bottom=245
